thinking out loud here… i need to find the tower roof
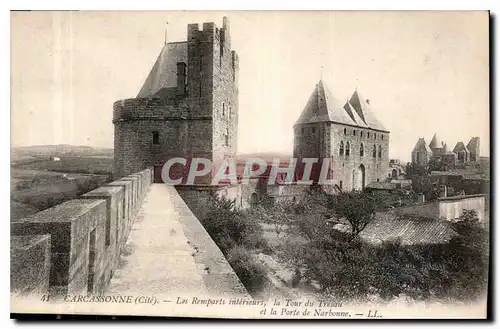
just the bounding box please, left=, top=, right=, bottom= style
left=467, top=137, right=480, bottom=150
left=412, top=138, right=432, bottom=153
left=137, top=42, right=187, bottom=98
left=348, top=90, right=387, bottom=132
left=295, top=80, right=356, bottom=126
left=453, top=141, right=470, bottom=153
left=429, top=133, right=443, bottom=149
left=441, top=143, right=455, bottom=155
left=295, top=81, right=388, bottom=132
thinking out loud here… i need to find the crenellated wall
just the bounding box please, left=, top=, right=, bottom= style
left=10, top=168, right=153, bottom=297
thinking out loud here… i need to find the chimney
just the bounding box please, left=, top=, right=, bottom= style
left=176, top=62, right=187, bottom=96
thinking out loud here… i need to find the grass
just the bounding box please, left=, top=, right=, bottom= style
left=13, top=156, right=113, bottom=176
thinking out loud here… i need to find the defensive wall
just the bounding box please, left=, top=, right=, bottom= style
left=393, top=194, right=487, bottom=223
left=11, top=167, right=249, bottom=299
left=10, top=168, right=152, bottom=297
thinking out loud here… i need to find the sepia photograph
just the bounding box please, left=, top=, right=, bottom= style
left=9, top=10, right=490, bottom=319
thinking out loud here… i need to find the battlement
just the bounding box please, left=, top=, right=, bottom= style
left=113, top=98, right=212, bottom=122
left=187, top=16, right=231, bottom=47
left=10, top=168, right=153, bottom=297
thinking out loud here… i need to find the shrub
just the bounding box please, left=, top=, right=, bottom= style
left=282, top=209, right=489, bottom=303
left=227, top=245, right=269, bottom=295
left=200, top=195, right=268, bottom=255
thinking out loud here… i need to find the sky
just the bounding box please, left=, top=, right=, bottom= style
left=11, top=11, right=489, bottom=162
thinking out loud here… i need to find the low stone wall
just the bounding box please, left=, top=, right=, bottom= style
left=10, top=168, right=153, bottom=297
left=168, top=186, right=250, bottom=298
left=394, top=194, right=486, bottom=222
left=438, top=194, right=486, bottom=222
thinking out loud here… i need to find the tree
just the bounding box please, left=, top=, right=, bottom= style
left=258, top=199, right=295, bottom=238
left=330, top=191, right=379, bottom=235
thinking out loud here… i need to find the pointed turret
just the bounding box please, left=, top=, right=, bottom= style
left=429, top=133, right=444, bottom=150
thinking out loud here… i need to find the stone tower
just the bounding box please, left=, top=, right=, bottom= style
left=113, top=17, right=239, bottom=184
left=293, top=80, right=390, bottom=191
left=411, top=138, right=433, bottom=166
left=466, top=137, right=480, bottom=162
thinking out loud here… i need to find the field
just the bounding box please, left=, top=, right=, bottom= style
left=10, top=149, right=114, bottom=220
left=13, top=156, right=113, bottom=176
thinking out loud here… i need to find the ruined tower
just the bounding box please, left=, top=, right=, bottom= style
left=113, top=17, right=239, bottom=184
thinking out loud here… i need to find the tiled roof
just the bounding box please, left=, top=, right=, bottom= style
left=295, top=80, right=355, bottom=126
left=359, top=212, right=458, bottom=245
left=348, top=90, right=388, bottom=132
left=295, top=81, right=388, bottom=133
left=137, top=42, right=187, bottom=98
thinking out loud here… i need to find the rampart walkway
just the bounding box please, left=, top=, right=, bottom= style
left=106, top=184, right=209, bottom=297
left=107, top=183, right=249, bottom=299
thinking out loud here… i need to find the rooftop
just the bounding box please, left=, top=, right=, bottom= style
left=295, top=80, right=388, bottom=132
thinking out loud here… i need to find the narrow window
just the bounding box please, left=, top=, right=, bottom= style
left=225, top=128, right=229, bottom=146
left=152, top=131, right=160, bottom=145
left=360, top=143, right=364, bottom=157
left=372, top=145, right=376, bottom=158
left=374, top=133, right=377, bottom=140
left=368, top=132, right=370, bottom=138
left=381, top=134, right=384, bottom=140
left=301, top=127, right=304, bottom=134
left=378, top=145, right=382, bottom=158
left=222, top=103, right=225, bottom=116
left=312, top=127, right=316, bottom=134
left=339, top=180, right=343, bottom=190
left=346, top=142, right=350, bottom=157
left=339, top=141, right=344, bottom=156
left=353, top=130, right=356, bottom=136
left=344, top=128, right=347, bottom=135
left=361, top=131, right=363, bottom=138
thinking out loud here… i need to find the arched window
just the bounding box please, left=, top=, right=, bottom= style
left=378, top=145, right=382, bottom=157
left=339, top=141, right=344, bottom=156
left=346, top=142, right=351, bottom=157
left=372, top=144, right=377, bottom=158
left=344, top=128, right=347, bottom=135
left=360, top=143, right=364, bottom=157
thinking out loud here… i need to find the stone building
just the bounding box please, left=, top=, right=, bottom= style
left=411, top=138, right=433, bottom=166
left=411, top=133, right=480, bottom=168
left=293, top=80, right=390, bottom=191
left=113, top=17, right=239, bottom=184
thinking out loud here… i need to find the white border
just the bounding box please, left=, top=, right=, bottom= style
left=2, top=1, right=498, bottom=328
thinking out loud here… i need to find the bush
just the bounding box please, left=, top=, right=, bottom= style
left=200, top=195, right=268, bottom=255
left=283, top=209, right=489, bottom=303
left=227, top=245, right=269, bottom=295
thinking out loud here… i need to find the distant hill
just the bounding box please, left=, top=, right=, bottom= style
left=11, top=144, right=113, bottom=159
